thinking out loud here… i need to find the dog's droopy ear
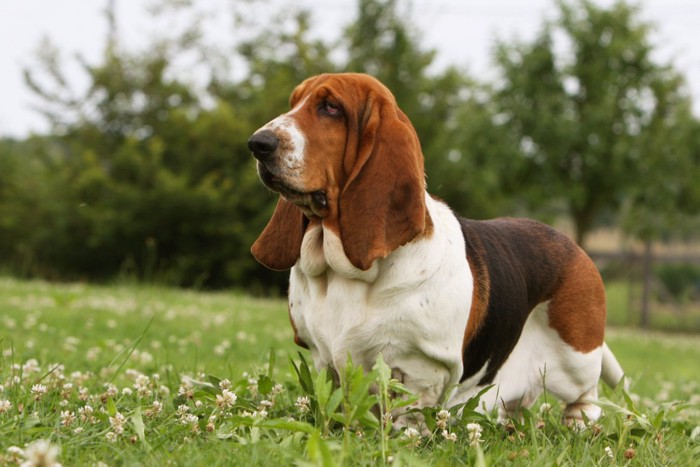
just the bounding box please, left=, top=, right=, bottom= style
left=338, top=96, right=427, bottom=271
left=251, top=198, right=307, bottom=271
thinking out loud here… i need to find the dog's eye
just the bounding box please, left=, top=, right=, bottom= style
left=321, top=101, right=341, bottom=116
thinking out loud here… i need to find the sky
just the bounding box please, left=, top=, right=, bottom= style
left=1, top=0, right=698, bottom=137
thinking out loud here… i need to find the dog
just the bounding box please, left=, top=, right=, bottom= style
left=247, top=73, right=624, bottom=430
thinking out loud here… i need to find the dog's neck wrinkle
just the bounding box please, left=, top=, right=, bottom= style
left=297, top=224, right=380, bottom=283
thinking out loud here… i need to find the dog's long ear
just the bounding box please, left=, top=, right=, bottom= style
left=338, top=93, right=427, bottom=271
left=251, top=198, right=306, bottom=271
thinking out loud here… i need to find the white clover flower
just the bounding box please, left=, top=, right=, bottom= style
left=122, top=387, right=133, bottom=396
left=60, top=410, right=75, bottom=427
left=0, top=399, right=12, bottom=414
left=136, top=385, right=152, bottom=399
left=3, top=317, right=16, bottom=330
left=135, top=374, right=150, bottom=387
left=47, top=363, right=65, bottom=379
left=436, top=409, right=451, bottom=430
left=105, top=432, right=117, bottom=443
left=295, top=396, right=311, bottom=413
left=219, top=379, right=232, bottom=390
left=604, top=446, right=614, bottom=459
left=70, top=371, right=87, bottom=384
left=216, top=390, right=237, bottom=410
left=206, top=417, right=216, bottom=432
left=259, top=400, right=273, bottom=409
left=23, top=359, right=41, bottom=374
left=247, top=378, right=259, bottom=395
left=466, top=422, right=483, bottom=447
left=145, top=400, right=163, bottom=418
left=182, top=414, right=199, bottom=425
left=31, top=384, right=48, bottom=399
left=195, top=400, right=203, bottom=409
left=176, top=405, right=190, bottom=417
left=538, top=402, right=552, bottom=416
left=402, top=427, right=422, bottom=447
left=109, top=412, right=127, bottom=435
left=86, top=347, right=101, bottom=361
left=78, top=405, right=93, bottom=422
left=137, top=351, right=153, bottom=365
left=105, top=383, right=119, bottom=397
left=442, top=429, right=458, bottom=442
left=21, top=439, right=61, bottom=467
left=7, top=445, right=24, bottom=457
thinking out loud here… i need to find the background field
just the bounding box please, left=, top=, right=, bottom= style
left=1, top=277, right=698, bottom=465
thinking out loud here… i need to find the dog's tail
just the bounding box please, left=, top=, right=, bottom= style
left=601, top=342, right=628, bottom=391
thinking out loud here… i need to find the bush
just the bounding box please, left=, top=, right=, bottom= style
left=655, top=263, right=700, bottom=302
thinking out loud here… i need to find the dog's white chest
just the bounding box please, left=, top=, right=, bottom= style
left=288, top=196, right=473, bottom=389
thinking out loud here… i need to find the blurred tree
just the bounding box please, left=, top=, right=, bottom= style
left=22, top=47, right=262, bottom=287
left=493, top=0, right=698, bottom=247
left=19, top=8, right=289, bottom=288
left=0, top=138, right=26, bottom=267
left=621, top=80, right=700, bottom=243
left=12, top=1, right=345, bottom=291
left=216, top=10, right=337, bottom=118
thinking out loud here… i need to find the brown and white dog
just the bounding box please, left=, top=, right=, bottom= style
left=247, top=73, right=624, bottom=429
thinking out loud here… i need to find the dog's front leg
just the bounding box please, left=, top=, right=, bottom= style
left=387, top=367, right=448, bottom=437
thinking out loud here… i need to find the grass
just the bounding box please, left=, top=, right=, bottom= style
left=0, top=277, right=699, bottom=466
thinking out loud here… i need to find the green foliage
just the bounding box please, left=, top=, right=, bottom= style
left=5, top=28, right=287, bottom=289
left=493, top=0, right=698, bottom=246
left=655, top=264, right=700, bottom=302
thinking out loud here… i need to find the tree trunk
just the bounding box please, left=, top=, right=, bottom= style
left=572, top=209, right=594, bottom=249
left=640, top=239, right=653, bottom=329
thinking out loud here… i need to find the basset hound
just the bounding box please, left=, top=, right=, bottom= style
left=247, top=73, right=625, bottom=430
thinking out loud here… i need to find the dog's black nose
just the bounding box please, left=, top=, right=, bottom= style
left=248, top=130, right=279, bottom=161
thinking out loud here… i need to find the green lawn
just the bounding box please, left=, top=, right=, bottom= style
left=0, top=277, right=698, bottom=465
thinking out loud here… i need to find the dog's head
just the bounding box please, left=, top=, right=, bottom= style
left=248, top=73, right=427, bottom=271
